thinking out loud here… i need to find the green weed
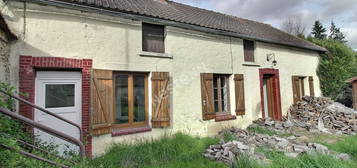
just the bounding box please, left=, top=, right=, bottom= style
left=89, top=133, right=227, bottom=168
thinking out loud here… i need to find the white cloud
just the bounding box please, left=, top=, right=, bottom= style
left=342, top=27, right=357, bottom=50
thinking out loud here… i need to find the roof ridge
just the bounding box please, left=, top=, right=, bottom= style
left=167, top=0, right=325, bottom=50
left=264, top=24, right=325, bottom=50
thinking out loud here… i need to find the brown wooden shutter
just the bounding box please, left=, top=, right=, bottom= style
left=292, top=76, right=301, bottom=104
left=151, top=72, right=170, bottom=128
left=244, top=40, right=255, bottom=62
left=142, top=23, right=165, bottom=53
left=234, top=74, right=245, bottom=115
left=309, top=76, right=315, bottom=96
left=200, top=73, right=215, bottom=120
left=91, top=69, right=114, bottom=136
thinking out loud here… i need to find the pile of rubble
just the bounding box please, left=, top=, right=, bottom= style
left=203, top=128, right=350, bottom=165
left=289, top=96, right=357, bottom=134
left=253, top=96, right=357, bottom=135
left=203, top=96, right=356, bottom=165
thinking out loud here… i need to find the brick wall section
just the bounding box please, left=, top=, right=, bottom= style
left=19, top=56, right=93, bottom=157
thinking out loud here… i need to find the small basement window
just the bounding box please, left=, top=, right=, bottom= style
left=213, top=74, right=230, bottom=113
left=142, top=23, right=165, bottom=53
left=244, top=40, right=255, bottom=62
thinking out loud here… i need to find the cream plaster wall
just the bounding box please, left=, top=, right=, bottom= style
left=5, top=2, right=321, bottom=156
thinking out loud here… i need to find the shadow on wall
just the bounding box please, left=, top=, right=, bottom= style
left=13, top=41, right=54, bottom=58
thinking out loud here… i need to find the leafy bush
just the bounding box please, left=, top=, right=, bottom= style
left=0, top=82, right=15, bottom=109
left=0, top=82, right=82, bottom=167
left=307, top=38, right=357, bottom=99
left=0, top=82, right=33, bottom=167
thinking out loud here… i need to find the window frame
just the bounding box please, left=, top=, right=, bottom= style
left=112, top=72, right=149, bottom=129
left=213, top=74, right=231, bottom=114
left=293, top=75, right=307, bottom=102
left=142, top=23, right=166, bottom=53
left=243, top=40, right=255, bottom=62
left=299, top=77, right=305, bottom=98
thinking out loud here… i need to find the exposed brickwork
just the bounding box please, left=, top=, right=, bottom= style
left=19, top=56, right=93, bottom=157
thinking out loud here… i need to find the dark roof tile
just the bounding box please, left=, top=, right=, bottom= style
left=52, top=0, right=326, bottom=52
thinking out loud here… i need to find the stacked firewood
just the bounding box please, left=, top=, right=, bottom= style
left=289, top=96, right=357, bottom=134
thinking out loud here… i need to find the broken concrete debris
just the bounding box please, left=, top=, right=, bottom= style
left=203, top=96, right=356, bottom=165
left=204, top=128, right=350, bottom=165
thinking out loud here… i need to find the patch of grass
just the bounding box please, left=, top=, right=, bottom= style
left=312, top=133, right=346, bottom=145
left=222, top=130, right=237, bottom=142
left=234, top=146, right=357, bottom=168
left=326, top=134, right=357, bottom=160
left=233, top=154, right=262, bottom=168
left=258, top=148, right=355, bottom=168
left=88, top=133, right=227, bottom=168
left=247, top=126, right=293, bottom=138
left=247, top=126, right=278, bottom=136
left=269, top=153, right=354, bottom=168
left=277, top=132, right=293, bottom=137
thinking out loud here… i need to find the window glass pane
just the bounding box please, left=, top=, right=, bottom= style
left=213, top=76, right=218, bottom=88
left=213, top=88, right=218, bottom=101
left=45, top=84, right=75, bottom=108
left=214, top=101, right=219, bottom=113
left=221, top=77, right=228, bottom=112
left=115, top=75, right=129, bottom=124
left=213, top=76, right=219, bottom=112
left=134, top=75, right=146, bottom=122
left=142, top=23, right=165, bottom=53
left=299, top=78, right=305, bottom=99
left=244, top=40, right=255, bottom=62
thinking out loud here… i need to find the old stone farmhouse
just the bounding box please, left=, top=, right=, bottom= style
left=0, top=0, right=326, bottom=156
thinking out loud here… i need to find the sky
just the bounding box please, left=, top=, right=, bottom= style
left=173, top=0, right=357, bottom=50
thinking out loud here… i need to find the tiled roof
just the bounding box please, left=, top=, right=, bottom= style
left=46, top=0, right=327, bottom=52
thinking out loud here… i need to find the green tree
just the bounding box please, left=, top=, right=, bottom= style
left=307, top=37, right=357, bottom=99
left=311, top=21, right=327, bottom=39
left=329, top=21, right=347, bottom=43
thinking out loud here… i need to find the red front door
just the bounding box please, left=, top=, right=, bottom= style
left=259, top=69, right=282, bottom=120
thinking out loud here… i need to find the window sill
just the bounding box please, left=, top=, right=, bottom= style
left=111, top=126, right=152, bottom=137
left=139, top=51, right=172, bottom=59
left=215, top=114, right=237, bottom=122
left=242, top=62, right=260, bottom=67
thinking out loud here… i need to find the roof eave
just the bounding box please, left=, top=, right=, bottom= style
left=0, top=14, right=17, bottom=41
left=21, top=0, right=326, bottom=53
